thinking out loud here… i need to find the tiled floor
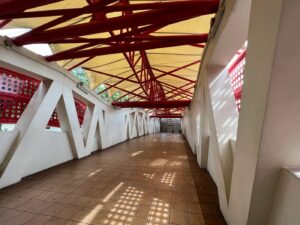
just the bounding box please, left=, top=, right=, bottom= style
left=0, top=133, right=226, bottom=225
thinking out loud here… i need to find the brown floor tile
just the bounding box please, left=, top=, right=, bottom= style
left=41, top=202, right=66, bottom=216
left=43, top=217, right=68, bottom=225
left=0, top=134, right=226, bottom=225
left=3, top=211, right=34, bottom=225
left=56, top=205, right=82, bottom=219
left=23, top=214, right=51, bottom=225
left=90, top=212, right=112, bottom=225
left=65, top=221, right=87, bottom=225
left=187, top=202, right=202, bottom=214
left=169, top=210, right=189, bottom=225
left=72, top=208, right=104, bottom=224
left=45, top=192, right=66, bottom=202
left=127, top=216, right=149, bottom=225
left=0, top=208, right=23, bottom=224
left=133, top=204, right=151, bottom=219
left=33, top=191, right=56, bottom=201
left=189, top=213, right=205, bottom=225
left=171, top=191, right=186, bottom=202
left=15, top=199, right=53, bottom=213
left=0, top=196, right=28, bottom=209
left=170, top=200, right=187, bottom=212
left=107, top=213, right=131, bottom=225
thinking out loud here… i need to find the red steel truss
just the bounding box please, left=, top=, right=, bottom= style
left=112, top=100, right=191, bottom=108
left=0, top=0, right=220, bottom=118
left=150, top=114, right=183, bottom=118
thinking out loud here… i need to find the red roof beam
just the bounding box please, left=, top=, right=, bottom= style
left=105, top=83, right=148, bottom=100
left=83, top=67, right=138, bottom=83
left=11, top=0, right=118, bottom=45
left=150, top=114, right=183, bottom=118
left=13, top=4, right=216, bottom=45
left=160, top=81, right=194, bottom=96
left=45, top=35, right=208, bottom=61
left=164, top=82, right=195, bottom=99
left=152, top=67, right=196, bottom=84
left=34, top=34, right=209, bottom=44
left=142, top=60, right=200, bottom=83
left=68, top=23, right=168, bottom=45
left=164, top=82, right=195, bottom=96
left=166, top=87, right=195, bottom=100
left=112, top=100, right=191, bottom=108
left=161, top=85, right=192, bottom=99
left=0, top=0, right=63, bottom=15
left=67, top=57, right=95, bottom=71
left=0, top=0, right=219, bottom=19
left=123, top=52, right=151, bottom=99
left=115, top=86, right=143, bottom=101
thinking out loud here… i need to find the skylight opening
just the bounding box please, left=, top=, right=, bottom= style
left=0, top=28, right=53, bottom=56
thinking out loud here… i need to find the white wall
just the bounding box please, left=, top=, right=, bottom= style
left=244, top=1, right=300, bottom=224
left=183, top=0, right=251, bottom=223
left=0, top=36, right=160, bottom=189
left=183, top=0, right=300, bottom=225
left=269, top=169, right=300, bottom=225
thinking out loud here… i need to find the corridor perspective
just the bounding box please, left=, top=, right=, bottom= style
left=0, top=134, right=225, bottom=225
left=1, top=0, right=300, bottom=224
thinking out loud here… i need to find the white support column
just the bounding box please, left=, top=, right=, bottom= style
left=229, top=0, right=284, bottom=224
left=0, top=81, right=63, bottom=187
left=57, top=89, right=90, bottom=158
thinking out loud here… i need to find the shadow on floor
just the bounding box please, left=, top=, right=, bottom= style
left=184, top=142, right=227, bottom=225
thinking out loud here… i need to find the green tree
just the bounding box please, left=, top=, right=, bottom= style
left=111, top=91, right=121, bottom=101
left=71, top=67, right=89, bottom=86
left=94, top=85, right=129, bottom=102
left=119, top=95, right=129, bottom=102
left=95, top=84, right=111, bottom=102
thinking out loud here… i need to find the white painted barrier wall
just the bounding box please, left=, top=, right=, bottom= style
left=269, top=169, right=300, bottom=225
left=183, top=0, right=251, bottom=223
left=0, top=36, right=160, bottom=189
left=183, top=0, right=300, bottom=225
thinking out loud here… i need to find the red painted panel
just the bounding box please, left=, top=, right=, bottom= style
left=0, top=67, right=86, bottom=127
left=228, top=50, right=246, bottom=111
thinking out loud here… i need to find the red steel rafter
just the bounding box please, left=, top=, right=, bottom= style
left=0, top=1, right=218, bottom=19
left=0, top=0, right=63, bottom=16
left=45, top=35, right=208, bottom=61
left=161, top=84, right=192, bottom=99
left=150, top=114, right=183, bottom=118
left=143, top=60, right=201, bottom=83
left=112, top=100, right=191, bottom=108
left=12, top=1, right=218, bottom=45
left=166, top=83, right=195, bottom=100
left=4, top=0, right=219, bottom=116
left=107, top=0, right=166, bottom=102
left=152, top=67, right=197, bottom=84
left=0, top=0, right=63, bottom=29
left=105, top=83, right=148, bottom=100
left=84, top=67, right=138, bottom=84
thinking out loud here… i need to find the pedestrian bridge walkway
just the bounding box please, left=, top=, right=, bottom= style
left=0, top=134, right=225, bottom=225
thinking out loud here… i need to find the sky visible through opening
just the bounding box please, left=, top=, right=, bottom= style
left=0, top=28, right=53, bottom=56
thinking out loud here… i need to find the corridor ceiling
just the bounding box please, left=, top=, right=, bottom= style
left=0, top=0, right=218, bottom=116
